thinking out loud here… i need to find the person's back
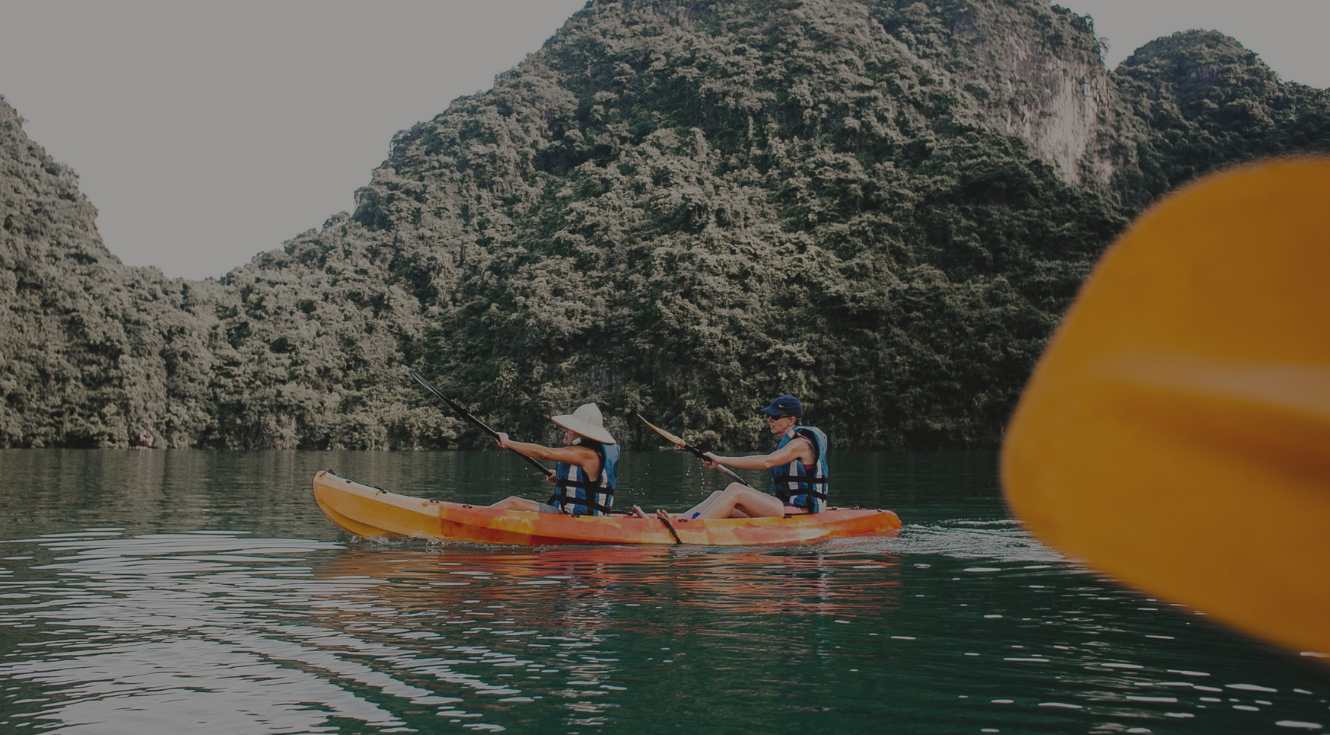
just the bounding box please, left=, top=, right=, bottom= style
left=550, top=436, right=620, bottom=515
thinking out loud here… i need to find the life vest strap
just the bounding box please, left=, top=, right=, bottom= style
left=782, top=488, right=828, bottom=500
left=548, top=480, right=616, bottom=515
left=555, top=477, right=608, bottom=490
left=783, top=478, right=828, bottom=495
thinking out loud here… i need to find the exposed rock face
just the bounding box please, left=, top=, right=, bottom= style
left=1, top=1, right=1327, bottom=450
left=910, top=0, right=1117, bottom=183
left=985, top=19, right=1116, bottom=184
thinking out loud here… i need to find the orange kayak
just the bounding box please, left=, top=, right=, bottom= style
left=312, top=470, right=902, bottom=546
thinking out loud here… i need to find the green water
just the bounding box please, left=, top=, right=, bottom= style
left=0, top=449, right=1325, bottom=734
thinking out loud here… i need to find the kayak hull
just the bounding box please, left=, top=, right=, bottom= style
left=312, top=470, right=902, bottom=546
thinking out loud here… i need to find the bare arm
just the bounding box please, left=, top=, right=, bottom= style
left=495, top=434, right=600, bottom=475
left=702, top=437, right=814, bottom=471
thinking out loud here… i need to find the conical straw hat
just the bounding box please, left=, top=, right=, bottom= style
left=551, top=403, right=616, bottom=445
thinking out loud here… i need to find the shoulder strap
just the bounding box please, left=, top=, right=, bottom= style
left=793, top=428, right=821, bottom=464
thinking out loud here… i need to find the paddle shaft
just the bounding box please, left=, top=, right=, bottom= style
left=636, top=415, right=753, bottom=488
left=409, top=371, right=554, bottom=477
left=678, top=443, right=752, bottom=488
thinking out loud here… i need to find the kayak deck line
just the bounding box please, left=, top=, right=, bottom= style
left=312, top=470, right=902, bottom=547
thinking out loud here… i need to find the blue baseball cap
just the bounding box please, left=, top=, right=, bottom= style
left=757, top=395, right=803, bottom=418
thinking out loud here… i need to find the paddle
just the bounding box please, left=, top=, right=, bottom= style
left=637, top=414, right=753, bottom=488
left=1001, top=156, right=1330, bottom=658
left=409, top=371, right=554, bottom=478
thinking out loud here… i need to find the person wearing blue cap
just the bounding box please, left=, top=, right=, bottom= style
left=668, top=395, right=830, bottom=520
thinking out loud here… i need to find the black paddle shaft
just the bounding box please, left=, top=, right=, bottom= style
left=680, top=443, right=751, bottom=488
left=409, top=371, right=554, bottom=477
left=635, top=414, right=754, bottom=489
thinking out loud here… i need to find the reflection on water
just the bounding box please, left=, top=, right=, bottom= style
left=0, top=450, right=1327, bottom=734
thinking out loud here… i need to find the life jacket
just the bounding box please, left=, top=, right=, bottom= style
left=767, top=426, right=829, bottom=513
left=548, top=438, right=619, bottom=516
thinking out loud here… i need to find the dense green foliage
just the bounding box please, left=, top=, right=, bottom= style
left=1111, top=30, right=1330, bottom=207
left=0, top=107, right=222, bottom=448
left=3, top=0, right=1328, bottom=451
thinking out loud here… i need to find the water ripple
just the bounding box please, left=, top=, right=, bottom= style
left=0, top=512, right=1325, bottom=734
left=881, top=522, right=1068, bottom=563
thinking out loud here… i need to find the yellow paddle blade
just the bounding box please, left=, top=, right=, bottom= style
left=636, top=414, right=687, bottom=448
left=1002, top=156, right=1330, bottom=658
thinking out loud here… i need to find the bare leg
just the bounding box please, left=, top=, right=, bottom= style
left=674, top=490, right=724, bottom=520
left=727, top=487, right=785, bottom=518
left=676, top=485, right=784, bottom=520
left=490, top=496, right=543, bottom=512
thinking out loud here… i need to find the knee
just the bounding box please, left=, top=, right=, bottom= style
left=722, top=483, right=750, bottom=496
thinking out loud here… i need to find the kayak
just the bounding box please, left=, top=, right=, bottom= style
left=312, top=470, right=902, bottom=546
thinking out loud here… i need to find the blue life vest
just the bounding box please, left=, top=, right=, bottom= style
left=548, top=438, right=619, bottom=516
left=767, top=426, right=829, bottom=513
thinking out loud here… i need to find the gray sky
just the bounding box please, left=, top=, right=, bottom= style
left=1, top=1, right=1326, bottom=280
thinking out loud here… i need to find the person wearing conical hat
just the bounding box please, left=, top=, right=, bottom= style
left=491, top=403, right=621, bottom=516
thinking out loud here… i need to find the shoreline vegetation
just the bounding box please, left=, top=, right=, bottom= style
left=2, top=0, right=1328, bottom=452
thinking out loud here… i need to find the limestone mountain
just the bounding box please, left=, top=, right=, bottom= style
left=1112, top=30, right=1330, bottom=206
left=2, top=0, right=1327, bottom=451
left=0, top=97, right=219, bottom=448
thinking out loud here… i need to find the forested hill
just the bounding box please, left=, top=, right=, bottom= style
left=3, top=1, right=1329, bottom=451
